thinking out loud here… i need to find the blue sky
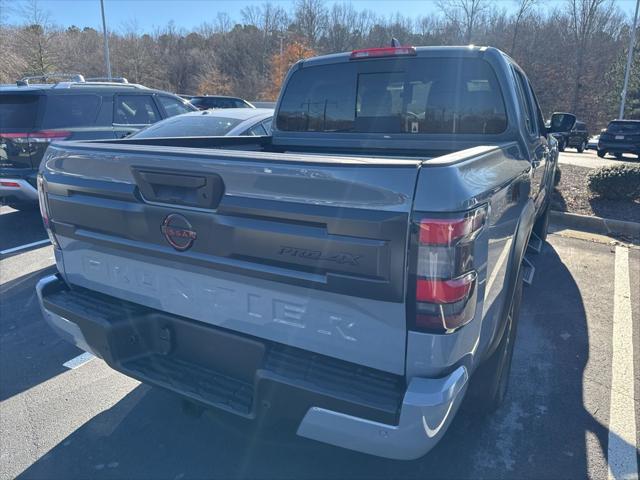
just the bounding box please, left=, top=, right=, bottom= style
left=4, top=0, right=638, bottom=32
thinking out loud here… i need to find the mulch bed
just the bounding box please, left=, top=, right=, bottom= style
left=551, top=164, right=640, bottom=224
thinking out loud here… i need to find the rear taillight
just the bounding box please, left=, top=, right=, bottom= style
left=408, top=206, right=487, bottom=333
left=0, top=131, right=70, bottom=144
left=37, top=174, right=58, bottom=248
left=0, top=181, right=21, bottom=188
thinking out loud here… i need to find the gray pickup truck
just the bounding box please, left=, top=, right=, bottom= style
left=36, top=45, right=557, bottom=460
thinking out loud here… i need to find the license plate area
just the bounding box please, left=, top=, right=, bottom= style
left=615, top=135, right=625, bottom=140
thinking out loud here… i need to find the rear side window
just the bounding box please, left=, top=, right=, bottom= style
left=0, top=95, right=40, bottom=129
left=158, top=96, right=193, bottom=117
left=513, top=70, right=537, bottom=136
left=607, top=121, right=640, bottom=134
left=277, top=58, right=507, bottom=134
left=115, top=95, right=160, bottom=125
left=41, top=94, right=101, bottom=128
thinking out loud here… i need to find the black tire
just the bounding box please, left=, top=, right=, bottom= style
left=577, top=140, right=586, bottom=153
left=558, top=138, right=565, bottom=152
left=466, top=268, right=523, bottom=413
left=597, top=149, right=606, bottom=158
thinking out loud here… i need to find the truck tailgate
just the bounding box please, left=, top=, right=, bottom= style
left=42, top=143, right=421, bottom=374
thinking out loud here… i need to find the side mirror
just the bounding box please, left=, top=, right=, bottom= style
left=549, top=112, right=576, bottom=133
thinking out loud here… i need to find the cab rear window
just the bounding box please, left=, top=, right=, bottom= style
left=276, top=57, right=507, bottom=134
left=0, top=94, right=40, bottom=130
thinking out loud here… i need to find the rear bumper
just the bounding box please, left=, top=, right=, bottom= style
left=0, top=178, right=38, bottom=202
left=597, top=141, right=640, bottom=154
left=36, top=274, right=468, bottom=460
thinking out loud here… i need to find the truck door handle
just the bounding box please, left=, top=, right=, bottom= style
left=132, top=168, right=225, bottom=209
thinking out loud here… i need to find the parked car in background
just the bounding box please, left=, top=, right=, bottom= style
left=251, top=101, right=277, bottom=109
left=37, top=45, right=558, bottom=460
left=188, top=95, right=255, bottom=110
left=587, top=134, right=599, bottom=150
left=597, top=119, right=640, bottom=159
left=547, top=112, right=588, bottom=152
left=0, top=74, right=195, bottom=209
left=131, top=108, right=273, bottom=138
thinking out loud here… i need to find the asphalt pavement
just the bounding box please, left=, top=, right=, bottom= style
left=0, top=206, right=638, bottom=479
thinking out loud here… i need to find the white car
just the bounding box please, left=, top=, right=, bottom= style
left=131, top=108, right=273, bottom=138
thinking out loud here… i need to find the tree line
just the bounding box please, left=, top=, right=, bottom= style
left=1, top=0, right=638, bottom=130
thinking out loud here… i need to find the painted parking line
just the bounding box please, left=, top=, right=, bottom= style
left=63, top=352, right=95, bottom=370
left=607, top=246, right=638, bottom=480
left=0, top=239, right=50, bottom=256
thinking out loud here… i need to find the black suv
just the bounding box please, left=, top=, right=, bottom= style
left=188, top=95, right=255, bottom=110
left=547, top=112, right=589, bottom=152
left=597, top=119, right=640, bottom=159
left=0, top=74, right=196, bottom=209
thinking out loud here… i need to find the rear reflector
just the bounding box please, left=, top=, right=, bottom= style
left=0, top=181, right=21, bottom=188
left=0, top=132, right=30, bottom=139
left=350, top=46, right=417, bottom=59
left=416, top=273, right=475, bottom=303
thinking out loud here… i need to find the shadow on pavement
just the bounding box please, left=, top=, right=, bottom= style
left=0, top=207, right=47, bottom=252
left=0, top=266, right=82, bottom=402
left=14, top=242, right=638, bottom=479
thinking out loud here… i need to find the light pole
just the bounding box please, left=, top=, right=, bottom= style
left=100, top=0, right=112, bottom=80
left=619, top=0, right=639, bottom=119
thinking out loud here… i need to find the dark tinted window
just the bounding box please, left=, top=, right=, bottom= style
left=191, top=97, right=250, bottom=109
left=242, top=123, right=267, bottom=136
left=41, top=94, right=101, bottom=128
left=115, top=95, right=160, bottom=125
left=575, top=121, right=586, bottom=130
left=0, top=95, right=40, bottom=129
left=262, top=118, right=273, bottom=134
left=513, top=69, right=537, bottom=136
left=132, top=114, right=243, bottom=138
left=277, top=58, right=507, bottom=134
left=158, top=96, right=193, bottom=117
left=607, top=121, right=640, bottom=134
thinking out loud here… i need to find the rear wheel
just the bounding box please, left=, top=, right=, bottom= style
left=577, top=141, right=586, bottom=153
left=466, top=268, right=523, bottom=413
left=597, top=149, right=606, bottom=158
left=558, top=138, right=565, bottom=152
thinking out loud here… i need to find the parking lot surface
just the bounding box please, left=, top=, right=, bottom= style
left=0, top=206, right=638, bottom=479
left=558, top=149, right=638, bottom=169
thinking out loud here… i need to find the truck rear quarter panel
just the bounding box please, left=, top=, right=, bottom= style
left=406, top=142, right=532, bottom=379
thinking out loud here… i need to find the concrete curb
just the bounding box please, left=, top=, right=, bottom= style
left=550, top=210, right=640, bottom=239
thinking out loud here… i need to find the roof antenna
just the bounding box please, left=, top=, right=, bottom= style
left=391, top=37, right=401, bottom=47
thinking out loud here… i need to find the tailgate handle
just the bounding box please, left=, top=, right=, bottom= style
left=132, top=168, right=225, bottom=209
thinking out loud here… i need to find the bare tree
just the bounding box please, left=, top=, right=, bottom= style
left=437, top=0, right=489, bottom=43
left=511, top=0, right=538, bottom=55
left=293, top=0, right=328, bottom=47
left=18, top=0, right=57, bottom=75
left=566, top=0, right=615, bottom=113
